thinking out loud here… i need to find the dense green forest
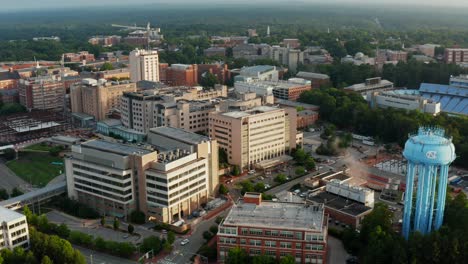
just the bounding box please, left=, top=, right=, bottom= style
left=299, top=88, right=468, bottom=168
left=340, top=193, right=468, bottom=264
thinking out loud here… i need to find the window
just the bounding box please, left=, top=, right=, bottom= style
left=265, top=241, right=276, bottom=247
left=280, top=242, right=292, bottom=249
left=249, top=239, right=261, bottom=246
left=249, top=229, right=263, bottom=236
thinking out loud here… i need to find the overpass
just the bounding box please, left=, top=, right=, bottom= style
left=0, top=182, right=66, bottom=210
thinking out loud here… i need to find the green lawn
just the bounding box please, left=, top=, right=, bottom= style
left=6, top=152, right=64, bottom=187
left=24, top=143, right=57, bottom=152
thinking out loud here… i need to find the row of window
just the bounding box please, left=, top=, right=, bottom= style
left=75, top=178, right=132, bottom=196
left=74, top=171, right=131, bottom=188
left=8, top=220, right=26, bottom=230
left=75, top=183, right=133, bottom=202
left=73, top=164, right=131, bottom=180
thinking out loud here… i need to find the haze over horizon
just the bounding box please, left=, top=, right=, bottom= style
left=5, top=0, right=468, bottom=12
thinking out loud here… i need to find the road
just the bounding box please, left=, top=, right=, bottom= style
left=73, top=244, right=136, bottom=264
left=0, top=161, right=30, bottom=192
left=327, top=235, right=350, bottom=264
left=160, top=208, right=231, bottom=264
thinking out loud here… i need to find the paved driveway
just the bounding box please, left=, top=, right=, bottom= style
left=327, top=235, right=350, bottom=264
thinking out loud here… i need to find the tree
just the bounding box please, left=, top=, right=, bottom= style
left=203, top=231, right=214, bottom=241
left=305, top=158, right=316, bottom=171
left=140, top=236, right=162, bottom=255
left=100, top=62, right=114, bottom=71
left=57, top=223, right=70, bottom=238
left=239, top=180, right=254, bottom=194
left=127, top=224, right=134, bottom=235
left=294, top=148, right=308, bottom=164
left=113, top=219, right=120, bottom=230
left=219, top=184, right=229, bottom=195
left=279, top=255, right=296, bottom=264
left=252, top=255, right=275, bottom=264
left=232, top=165, right=240, bottom=176
left=41, top=255, right=53, bottom=264
left=200, top=72, right=219, bottom=89
left=167, top=231, right=175, bottom=245
left=100, top=217, right=105, bottom=226
left=226, top=247, right=250, bottom=264
left=1, top=148, right=16, bottom=161
left=129, top=210, right=146, bottom=224
left=0, top=188, right=9, bottom=200
left=209, top=225, right=219, bottom=234
left=295, top=167, right=306, bottom=176
left=11, top=187, right=23, bottom=197
left=254, top=182, right=265, bottom=192
left=274, top=174, right=287, bottom=184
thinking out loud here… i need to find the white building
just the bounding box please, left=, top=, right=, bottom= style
left=367, top=90, right=441, bottom=115
left=234, top=65, right=279, bottom=83
left=325, top=179, right=374, bottom=207
left=0, top=206, right=29, bottom=250
left=65, top=128, right=219, bottom=223
left=345, top=77, right=394, bottom=95
left=129, top=49, right=160, bottom=83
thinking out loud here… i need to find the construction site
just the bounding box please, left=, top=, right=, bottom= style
left=0, top=110, right=71, bottom=144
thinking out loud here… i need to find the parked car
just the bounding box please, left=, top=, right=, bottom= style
left=180, top=239, right=190, bottom=246
left=248, top=170, right=256, bottom=175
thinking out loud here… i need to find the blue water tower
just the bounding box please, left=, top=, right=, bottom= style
left=402, top=127, right=456, bottom=239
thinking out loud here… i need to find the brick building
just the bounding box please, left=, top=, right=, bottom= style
left=197, top=64, right=230, bottom=85
left=444, top=48, right=468, bottom=64
left=0, top=70, right=20, bottom=90
left=159, top=64, right=198, bottom=86
left=217, top=193, right=328, bottom=263
left=63, top=51, right=95, bottom=63
left=18, top=77, right=65, bottom=111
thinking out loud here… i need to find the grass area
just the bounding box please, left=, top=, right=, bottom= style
left=24, top=143, right=57, bottom=152
left=6, top=152, right=64, bottom=187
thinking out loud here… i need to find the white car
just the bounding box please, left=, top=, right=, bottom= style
left=180, top=239, right=190, bottom=246
left=248, top=170, right=256, bottom=175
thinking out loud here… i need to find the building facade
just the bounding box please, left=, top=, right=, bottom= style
left=129, top=49, right=160, bottom=83
left=63, top=51, right=95, bottom=63
left=444, top=48, right=468, bottom=64
left=367, top=90, right=440, bottom=115
left=209, top=106, right=297, bottom=169
left=159, top=64, right=198, bottom=86
left=71, top=79, right=137, bottom=121
left=0, top=206, right=30, bottom=251
left=217, top=193, right=327, bottom=264
left=18, top=76, right=65, bottom=111
left=120, top=89, right=221, bottom=134
left=345, top=77, right=394, bottom=95
left=65, top=130, right=218, bottom=223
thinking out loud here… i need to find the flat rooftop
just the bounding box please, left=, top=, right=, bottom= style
left=149, top=127, right=209, bottom=145
left=222, top=105, right=281, bottom=119
left=223, top=200, right=324, bottom=231
left=346, top=79, right=393, bottom=92
left=81, top=139, right=153, bottom=155
left=0, top=206, right=25, bottom=223
left=308, top=191, right=372, bottom=216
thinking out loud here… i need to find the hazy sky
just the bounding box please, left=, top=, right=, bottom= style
left=5, top=0, right=468, bottom=11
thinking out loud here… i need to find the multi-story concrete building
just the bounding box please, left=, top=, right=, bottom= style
left=120, top=86, right=226, bottom=134
left=367, top=90, right=441, bottom=115
left=233, top=44, right=271, bottom=61
left=204, top=47, right=226, bottom=57
left=235, top=79, right=311, bottom=101
left=159, top=64, right=198, bottom=86
left=18, top=76, right=65, bottom=111
left=444, top=48, right=468, bottom=64
left=0, top=206, right=29, bottom=250
left=282, top=39, right=301, bottom=49
left=95, top=69, right=131, bottom=80
left=88, top=35, right=122, bottom=47
left=276, top=99, right=320, bottom=129
left=376, top=49, right=407, bottom=64
left=296, top=72, right=331, bottom=88
left=217, top=193, right=327, bottom=264
left=65, top=129, right=218, bottom=223
left=70, top=78, right=137, bottom=121
left=63, top=51, right=95, bottom=63
left=270, top=46, right=304, bottom=71
left=345, top=77, right=394, bottom=95
left=0, top=69, right=20, bottom=90
left=209, top=105, right=298, bottom=169
left=129, top=49, right=160, bottom=83
left=233, top=65, right=279, bottom=83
